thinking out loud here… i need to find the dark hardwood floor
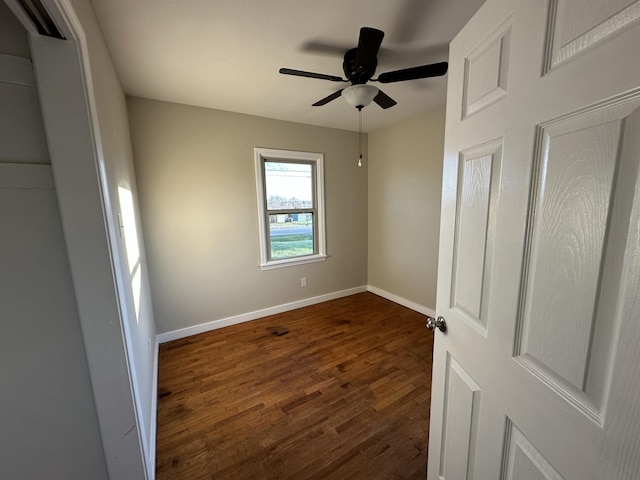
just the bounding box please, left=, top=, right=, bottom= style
left=156, top=292, right=434, bottom=479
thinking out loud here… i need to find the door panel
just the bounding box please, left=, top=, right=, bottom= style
left=428, top=0, right=640, bottom=479
left=503, top=422, right=564, bottom=480
left=545, top=0, right=640, bottom=71
left=463, top=20, right=511, bottom=118
left=451, top=140, right=502, bottom=334
left=516, top=99, right=640, bottom=416
left=439, top=356, right=481, bottom=480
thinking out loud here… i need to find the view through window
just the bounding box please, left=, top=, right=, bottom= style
left=265, top=161, right=315, bottom=259
left=255, top=148, right=326, bottom=269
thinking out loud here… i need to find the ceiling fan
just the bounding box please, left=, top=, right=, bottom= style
left=279, top=27, right=448, bottom=110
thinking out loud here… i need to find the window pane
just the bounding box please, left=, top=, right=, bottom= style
left=269, top=213, right=314, bottom=259
left=265, top=162, right=313, bottom=210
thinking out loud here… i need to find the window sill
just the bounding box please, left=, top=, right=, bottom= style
left=260, top=254, right=327, bottom=271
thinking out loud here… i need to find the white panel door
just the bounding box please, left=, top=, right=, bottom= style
left=428, top=0, right=640, bottom=479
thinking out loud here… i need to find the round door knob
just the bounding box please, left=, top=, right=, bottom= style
left=425, top=316, right=447, bottom=333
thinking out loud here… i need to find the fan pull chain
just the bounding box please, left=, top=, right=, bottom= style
left=358, top=107, right=363, bottom=167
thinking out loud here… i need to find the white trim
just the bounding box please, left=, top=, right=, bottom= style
left=157, top=285, right=435, bottom=344
left=0, top=163, right=53, bottom=189
left=33, top=1, right=152, bottom=478
left=157, top=286, right=367, bottom=343
left=0, top=53, right=35, bottom=87
left=260, top=254, right=327, bottom=270
left=37, top=0, right=74, bottom=40
left=30, top=32, right=146, bottom=479
left=44, top=4, right=154, bottom=475
left=254, top=147, right=326, bottom=270
left=367, top=285, right=436, bottom=317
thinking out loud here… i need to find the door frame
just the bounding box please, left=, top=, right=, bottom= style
left=14, top=0, right=152, bottom=477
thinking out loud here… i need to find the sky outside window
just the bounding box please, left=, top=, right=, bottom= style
left=265, top=162, right=312, bottom=209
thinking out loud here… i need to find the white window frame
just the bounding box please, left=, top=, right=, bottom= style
left=254, top=147, right=327, bottom=270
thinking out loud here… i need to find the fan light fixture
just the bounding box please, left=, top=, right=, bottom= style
left=342, top=84, right=379, bottom=109
left=279, top=27, right=449, bottom=168
left=341, top=85, right=379, bottom=167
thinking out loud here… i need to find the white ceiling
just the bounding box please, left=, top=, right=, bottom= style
left=89, top=0, right=485, bottom=132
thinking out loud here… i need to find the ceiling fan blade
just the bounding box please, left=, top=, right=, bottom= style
left=302, top=40, right=351, bottom=56
left=355, top=27, right=384, bottom=70
left=373, top=90, right=397, bottom=109
left=279, top=68, right=345, bottom=82
left=312, top=89, right=344, bottom=106
left=377, top=61, right=448, bottom=83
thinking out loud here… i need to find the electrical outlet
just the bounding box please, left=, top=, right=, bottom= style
left=301, top=277, right=307, bottom=287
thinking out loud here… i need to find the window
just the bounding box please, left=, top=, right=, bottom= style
left=255, top=148, right=326, bottom=269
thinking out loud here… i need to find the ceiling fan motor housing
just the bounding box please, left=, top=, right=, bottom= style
left=343, top=48, right=376, bottom=85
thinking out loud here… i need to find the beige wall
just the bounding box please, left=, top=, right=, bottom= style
left=368, top=106, right=445, bottom=311
left=128, top=97, right=368, bottom=334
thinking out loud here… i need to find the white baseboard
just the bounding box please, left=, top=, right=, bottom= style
left=157, top=286, right=368, bottom=343
left=157, top=285, right=434, bottom=344
left=366, top=285, right=436, bottom=318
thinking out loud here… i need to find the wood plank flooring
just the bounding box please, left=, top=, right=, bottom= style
left=156, top=292, right=434, bottom=479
